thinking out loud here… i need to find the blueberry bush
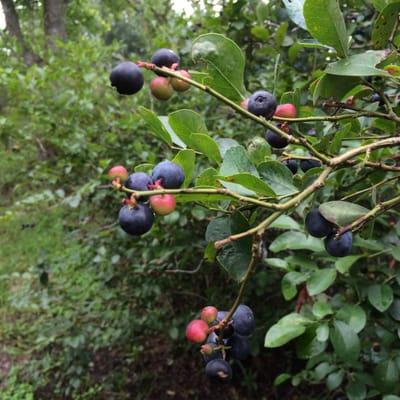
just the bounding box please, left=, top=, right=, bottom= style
left=1, top=0, right=400, bottom=399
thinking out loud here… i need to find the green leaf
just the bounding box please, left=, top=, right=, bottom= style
left=247, top=136, right=271, bottom=166
left=134, top=163, right=153, bottom=174
left=168, top=109, right=207, bottom=146
left=312, top=74, right=360, bottom=104
left=303, top=0, right=349, bottom=58
left=196, top=168, right=218, bottom=187
left=258, top=161, right=298, bottom=196
left=372, top=2, right=400, bottom=49
left=265, top=313, right=310, bottom=348
left=319, top=201, right=369, bottom=226
left=283, top=0, right=307, bottom=30
left=174, top=189, right=228, bottom=203
left=216, top=138, right=240, bottom=157
left=265, top=258, right=289, bottom=270
left=335, top=255, right=363, bottom=274
left=251, top=26, right=270, bottom=41
left=270, top=231, right=325, bottom=253
left=158, top=116, right=186, bottom=148
left=307, top=268, right=337, bottom=296
left=346, top=381, right=367, bottom=400
left=192, top=33, right=246, bottom=102
left=374, top=360, right=399, bottom=393
left=191, top=133, right=222, bottom=164
left=312, top=301, right=333, bottom=319
left=218, top=173, right=275, bottom=196
left=172, top=149, right=195, bottom=188
left=138, top=106, right=172, bottom=145
left=368, top=284, right=394, bottom=312
left=316, top=323, right=330, bottom=341
left=336, top=304, right=366, bottom=333
left=282, top=271, right=308, bottom=300
left=330, top=321, right=360, bottom=363
left=296, top=327, right=327, bottom=359
left=274, top=373, right=291, bottom=386
left=325, top=51, right=390, bottom=77
left=327, top=369, right=345, bottom=390
left=205, top=213, right=252, bottom=282
left=270, top=215, right=301, bottom=231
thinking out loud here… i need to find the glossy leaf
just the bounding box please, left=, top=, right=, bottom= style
left=172, top=149, right=195, bottom=187
left=138, top=106, right=172, bottom=145
left=372, top=2, right=400, bottom=49
left=270, top=231, right=325, bottom=253
left=319, top=201, right=369, bottom=226
left=307, top=268, right=337, bottom=296
left=283, top=0, right=307, bottom=29
left=190, top=133, right=222, bottom=164
left=330, top=320, right=360, bottom=363
left=368, top=284, right=394, bottom=312
left=258, top=161, right=298, bottom=196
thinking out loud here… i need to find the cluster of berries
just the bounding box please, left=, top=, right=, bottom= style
left=110, top=48, right=190, bottom=100
left=305, top=208, right=353, bottom=257
left=108, top=161, right=185, bottom=236
left=186, top=305, right=255, bottom=383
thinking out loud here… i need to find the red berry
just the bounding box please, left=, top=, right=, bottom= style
left=201, top=306, right=218, bottom=324
left=108, top=165, right=128, bottom=181
left=150, top=77, right=173, bottom=100
left=171, top=70, right=191, bottom=92
left=186, top=319, right=209, bottom=343
left=274, top=103, right=297, bottom=118
left=149, top=194, right=176, bottom=215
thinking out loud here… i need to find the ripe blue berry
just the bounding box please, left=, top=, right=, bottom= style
left=232, top=304, right=255, bottom=336
left=283, top=159, right=298, bottom=174
left=151, top=48, right=180, bottom=76
left=265, top=130, right=288, bottom=149
left=118, top=204, right=154, bottom=236
left=227, top=334, right=251, bottom=361
left=300, top=159, right=321, bottom=172
left=324, top=232, right=353, bottom=257
left=110, top=62, right=144, bottom=95
left=125, top=172, right=153, bottom=191
left=305, top=208, right=334, bottom=238
left=248, top=90, right=277, bottom=119
left=205, top=359, right=232, bottom=383
left=151, top=161, right=185, bottom=189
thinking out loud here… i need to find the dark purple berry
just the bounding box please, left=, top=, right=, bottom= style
left=118, top=204, right=154, bottom=236
left=283, top=159, right=298, bottom=174
left=205, top=359, right=232, bottom=383
left=151, top=161, right=185, bottom=189
left=110, top=62, right=144, bottom=95
left=265, top=130, right=288, bottom=149
left=300, top=159, right=321, bottom=172
left=324, top=232, right=353, bottom=257
left=125, top=172, right=153, bottom=191
left=227, top=334, right=251, bottom=361
left=232, top=305, right=255, bottom=336
left=248, top=90, right=277, bottom=119
left=305, top=208, right=334, bottom=238
left=151, top=48, right=180, bottom=76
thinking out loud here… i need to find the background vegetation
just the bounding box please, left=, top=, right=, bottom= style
left=0, top=0, right=399, bottom=399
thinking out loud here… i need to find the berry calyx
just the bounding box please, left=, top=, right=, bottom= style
left=149, top=194, right=176, bottom=216
left=151, top=161, right=185, bottom=189
left=110, top=61, right=144, bottom=95
left=305, top=208, right=335, bottom=238
left=186, top=319, right=209, bottom=344
left=247, top=90, right=277, bottom=119
left=151, top=48, right=180, bottom=76
left=125, top=172, right=153, bottom=192
left=201, top=306, right=218, bottom=324
left=171, top=70, right=191, bottom=92
left=325, top=232, right=353, bottom=257
left=265, top=130, right=288, bottom=149
left=118, top=204, right=154, bottom=236
left=274, top=103, right=297, bottom=118
left=205, top=359, right=232, bottom=383
left=108, top=165, right=129, bottom=181
left=300, top=159, right=322, bottom=172
left=283, top=159, right=298, bottom=174
left=150, top=77, right=173, bottom=100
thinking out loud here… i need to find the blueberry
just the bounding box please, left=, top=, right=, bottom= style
left=205, top=359, right=232, bottom=383
left=265, top=130, right=288, bottom=149
left=305, top=208, right=334, bottom=238
left=118, top=204, right=154, bottom=236
left=247, top=90, right=277, bottom=119
left=124, top=172, right=153, bottom=191
left=151, top=161, right=185, bottom=189
left=232, top=305, right=255, bottom=336
left=283, top=159, right=298, bottom=174
left=300, top=159, right=321, bottom=172
left=306, top=128, right=317, bottom=136
left=227, top=334, right=251, bottom=361
left=110, top=62, right=144, bottom=95
left=324, top=232, right=353, bottom=257
left=151, top=48, right=180, bottom=76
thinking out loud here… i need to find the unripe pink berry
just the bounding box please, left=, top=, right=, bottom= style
left=201, top=306, right=218, bottom=324
left=240, top=98, right=249, bottom=110
left=149, top=194, right=176, bottom=216
left=150, top=77, right=173, bottom=100
left=108, top=165, right=128, bottom=181
left=171, top=70, right=191, bottom=92
left=186, top=319, right=209, bottom=343
left=274, top=103, right=297, bottom=118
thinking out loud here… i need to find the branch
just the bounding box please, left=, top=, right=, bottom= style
left=338, top=194, right=400, bottom=236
